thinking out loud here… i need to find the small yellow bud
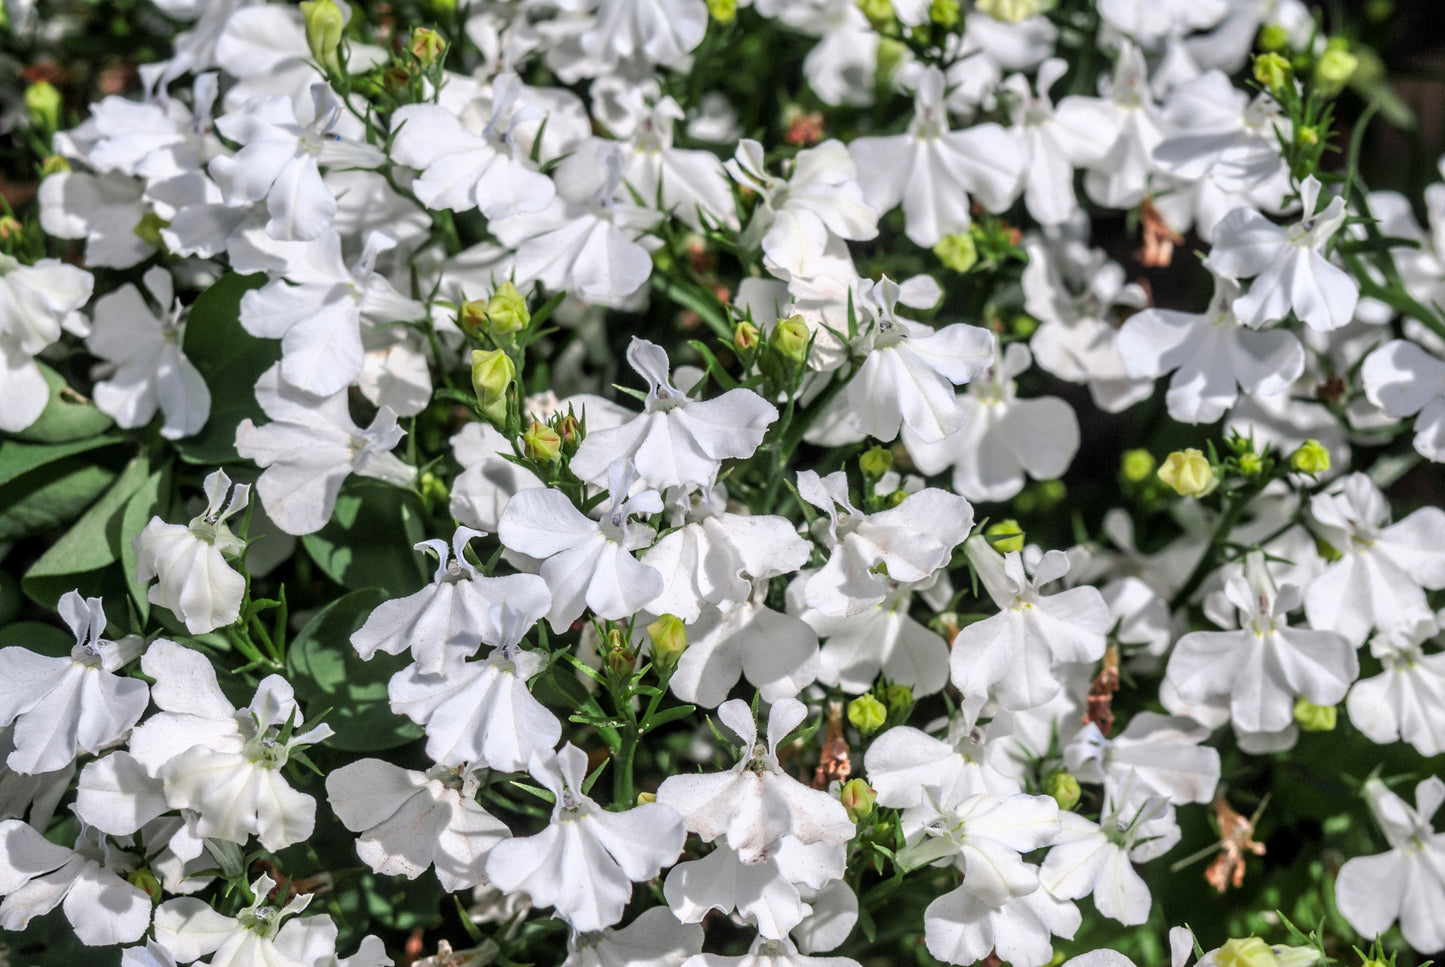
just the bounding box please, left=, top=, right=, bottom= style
left=522, top=420, right=561, bottom=462
left=706, top=0, right=737, bottom=22
left=1253, top=52, right=1291, bottom=94
left=975, top=0, right=1043, bottom=24
left=930, top=0, right=961, bottom=27
left=1214, top=938, right=1279, bottom=967
left=733, top=320, right=760, bottom=352
left=986, top=519, right=1025, bottom=554
left=1259, top=23, right=1289, bottom=51
left=458, top=299, right=487, bottom=336
left=646, top=614, right=688, bottom=669
left=1316, top=47, right=1359, bottom=92
left=1121, top=448, right=1156, bottom=483
left=419, top=470, right=449, bottom=507
left=470, top=348, right=515, bottom=426
left=1158, top=449, right=1215, bottom=497
left=128, top=868, right=163, bottom=902
left=1297, top=126, right=1319, bottom=147
left=840, top=778, right=878, bottom=823
left=300, top=0, right=347, bottom=74
left=486, top=281, right=530, bottom=338
left=1293, top=697, right=1337, bottom=732
left=556, top=413, right=582, bottom=455
left=856, top=0, right=894, bottom=29
left=0, top=216, right=21, bottom=242
left=1239, top=452, right=1263, bottom=476
left=770, top=314, right=811, bottom=365
left=133, top=211, right=168, bottom=249
left=636, top=791, right=657, bottom=804
left=1289, top=439, right=1330, bottom=475
left=860, top=446, right=893, bottom=480
left=40, top=154, right=70, bottom=177
left=410, top=26, right=445, bottom=66
left=24, top=81, right=61, bottom=131
left=884, top=683, right=913, bottom=720
left=847, top=694, right=887, bottom=735
left=934, top=232, right=978, bottom=273
left=1011, top=313, right=1038, bottom=338
left=1045, top=771, right=1081, bottom=811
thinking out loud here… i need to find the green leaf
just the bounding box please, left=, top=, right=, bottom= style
left=176, top=273, right=275, bottom=464
left=0, top=459, right=118, bottom=542
left=119, top=467, right=169, bottom=624
left=0, top=435, right=122, bottom=488
left=9, top=362, right=114, bottom=443
left=22, top=453, right=151, bottom=609
left=0, top=620, right=74, bottom=658
left=300, top=483, right=429, bottom=596
left=286, top=587, right=424, bottom=752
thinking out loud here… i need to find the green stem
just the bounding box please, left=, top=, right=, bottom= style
left=1169, top=481, right=1266, bottom=610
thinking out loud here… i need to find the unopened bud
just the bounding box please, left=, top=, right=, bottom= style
left=522, top=420, right=561, bottom=462
left=410, top=27, right=446, bottom=66
left=604, top=628, right=633, bottom=676
left=1045, top=771, right=1081, bottom=811
left=40, top=154, right=70, bottom=177
left=985, top=519, right=1024, bottom=554
left=859, top=446, right=892, bottom=480
left=884, top=683, right=913, bottom=721
left=930, top=0, right=961, bottom=26
left=128, top=868, right=163, bottom=902
left=770, top=314, right=810, bottom=364
left=847, top=694, right=887, bottom=735
left=1316, top=46, right=1359, bottom=91
left=1121, top=448, right=1155, bottom=483
left=24, top=81, right=61, bottom=131
left=934, top=232, right=978, bottom=273
left=975, top=0, right=1043, bottom=24
left=133, top=211, right=168, bottom=249
left=1158, top=448, right=1214, bottom=497
left=0, top=216, right=21, bottom=242
left=1011, top=313, right=1038, bottom=337
left=1293, top=697, right=1337, bottom=732
left=486, top=280, right=530, bottom=337
left=1259, top=23, right=1289, bottom=51
left=1297, top=126, right=1319, bottom=147
left=300, top=0, right=347, bottom=74
left=707, top=0, right=738, bottom=21
left=857, top=0, right=894, bottom=30
left=733, top=319, right=760, bottom=352
left=1253, top=52, right=1291, bottom=94
left=1214, top=938, right=1280, bottom=967
left=556, top=412, right=582, bottom=455
left=470, top=348, right=515, bottom=425
left=1289, top=439, right=1330, bottom=475
left=636, top=791, right=657, bottom=804
left=419, top=470, right=449, bottom=507
left=1239, top=452, right=1263, bottom=476
left=840, top=778, right=877, bottom=823
left=459, top=298, right=487, bottom=336
left=647, top=614, right=688, bottom=669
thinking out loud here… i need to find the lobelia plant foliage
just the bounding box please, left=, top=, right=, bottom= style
left=1, top=0, right=1445, bottom=966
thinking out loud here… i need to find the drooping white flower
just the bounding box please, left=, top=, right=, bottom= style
left=498, top=460, right=665, bottom=631
left=1167, top=551, right=1357, bottom=736
left=235, top=363, right=415, bottom=536
left=1346, top=617, right=1445, bottom=757
left=570, top=338, right=778, bottom=491
left=209, top=83, right=385, bottom=241
left=1303, top=473, right=1445, bottom=645
left=682, top=934, right=862, bottom=967
left=1207, top=176, right=1359, bottom=332
left=0, top=726, right=74, bottom=829
left=326, top=758, right=509, bottom=892
left=1335, top=777, right=1445, bottom=953
left=0, top=592, right=148, bottom=775
left=847, top=67, right=1023, bottom=247
left=0, top=253, right=93, bottom=432
left=352, top=526, right=551, bottom=674
left=487, top=743, right=686, bottom=932
left=1361, top=338, right=1445, bottom=462
left=796, top=470, right=974, bottom=618
left=656, top=698, right=854, bottom=865
left=127, top=639, right=333, bottom=850
left=0, top=820, right=152, bottom=945
left=133, top=469, right=249, bottom=634
left=950, top=537, right=1111, bottom=711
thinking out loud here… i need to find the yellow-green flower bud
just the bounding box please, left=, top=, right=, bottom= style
left=1297, top=126, right=1319, bottom=147
left=40, top=154, right=70, bottom=177
left=458, top=298, right=487, bottom=336
left=986, top=519, right=1025, bottom=554
left=975, top=0, right=1044, bottom=24
left=734, top=320, right=760, bottom=352
left=1274, top=946, right=1322, bottom=967
left=410, top=26, right=445, bottom=66
left=419, top=470, right=449, bottom=507
left=522, top=419, right=561, bottom=462
left=884, top=683, right=913, bottom=720
left=1259, top=23, right=1289, bottom=51
left=707, top=0, right=738, bottom=22
left=605, top=630, right=635, bottom=676
left=847, top=694, right=887, bottom=735
left=1293, top=697, right=1337, bottom=732
left=857, top=0, right=895, bottom=30
left=1158, top=448, right=1214, bottom=497
left=471, top=348, right=515, bottom=425
left=1289, top=439, right=1330, bottom=475
left=930, top=0, right=961, bottom=26
left=934, top=232, right=978, bottom=273
left=771, top=314, right=810, bottom=364
left=1316, top=47, right=1359, bottom=92
left=300, top=0, right=347, bottom=75
left=1215, top=938, right=1280, bottom=967
left=647, top=614, right=688, bottom=669
left=486, top=280, right=530, bottom=337
left=24, top=81, right=61, bottom=131
left=860, top=446, right=892, bottom=480
left=133, top=211, right=168, bottom=249
left=1045, top=771, right=1081, bottom=811
left=637, top=791, right=657, bottom=804
left=1121, top=448, right=1156, bottom=483
left=840, top=778, right=878, bottom=823
left=1239, top=452, right=1263, bottom=476
left=0, top=216, right=21, bottom=242
left=128, top=868, right=163, bottom=902
left=1253, top=52, right=1291, bottom=94
left=1011, top=313, right=1038, bottom=337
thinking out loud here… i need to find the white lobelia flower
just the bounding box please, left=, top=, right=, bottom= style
left=1064, top=712, right=1221, bottom=806
left=847, top=277, right=996, bottom=446
left=1118, top=271, right=1305, bottom=424
left=487, top=743, right=686, bottom=932
left=655, top=698, right=854, bottom=865
left=0, top=820, right=152, bottom=946
left=1166, top=551, right=1358, bottom=736
left=326, top=758, right=509, bottom=892
left=570, top=338, right=778, bottom=491
left=847, top=66, right=1023, bottom=247
left=352, top=526, right=551, bottom=674
left=0, top=591, right=148, bottom=775
left=1039, top=777, right=1180, bottom=926
left=795, top=470, right=974, bottom=618
left=1346, top=617, right=1445, bottom=757
left=620, top=95, right=738, bottom=232
left=498, top=460, right=666, bottom=631
left=390, top=71, right=555, bottom=221
left=0, top=253, right=93, bottom=432
left=665, top=836, right=845, bottom=942
left=564, top=906, right=703, bottom=967
left=905, top=342, right=1080, bottom=503
left=578, top=0, right=707, bottom=69
left=864, top=713, right=1024, bottom=810
left=209, top=83, right=385, bottom=241
left=0, top=725, right=74, bottom=829
left=387, top=604, right=562, bottom=772
left=88, top=266, right=211, bottom=439
left=1003, top=59, right=1113, bottom=227
left=924, top=883, right=1080, bottom=967
left=1303, top=472, right=1445, bottom=646
left=1096, top=0, right=1225, bottom=46
left=127, top=639, right=333, bottom=851
left=154, top=872, right=328, bottom=967
left=725, top=138, right=879, bottom=281
left=1206, top=176, right=1359, bottom=332
left=950, top=537, right=1111, bottom=711
left=1361, top=338, right=1445, bottom=462
left=235, top=363, right=416, bottom=536
left=669, top=583, right=820, bottom=708
left=239, top=229, right=424, bottom=397
left=1079, top=43, right=1172, bottom=211
left=682, top=934, right=862, bottom=967
left=1335, top=776, right=1445, bottom=953
left=133, top=468, right=250, bottom=634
